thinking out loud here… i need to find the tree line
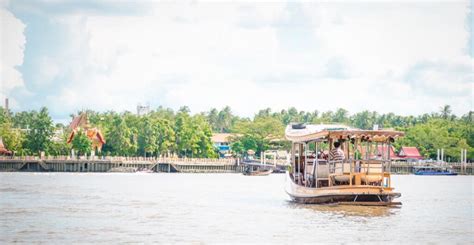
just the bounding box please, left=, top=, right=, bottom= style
left=0, top=105, right=472, bottom=161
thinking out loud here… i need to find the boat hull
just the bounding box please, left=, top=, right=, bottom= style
left=243, top=169, right=273, bottom=176
left=285, top=172, right=401, bottom=205
left=289, top=193, right=400, bottom=204
left=414, top=171, right=457, bottom=176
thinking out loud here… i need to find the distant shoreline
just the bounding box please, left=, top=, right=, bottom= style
left=0, top=158, right=471, bottom=175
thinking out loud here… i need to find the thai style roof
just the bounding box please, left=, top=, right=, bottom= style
left=69, top=113, right=89, bottom=130
left=67, top=112, right=106, bottom=150
left=399, top=146, right=423, bottom=159
left=67, top=128, right=106, bottom=145
left=285, top=124, right=404, bottom=143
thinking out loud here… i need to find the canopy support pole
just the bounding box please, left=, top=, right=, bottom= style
left=313, top=142, right=319, bottom=188
left=291, top=143, right=296, bottom=180
left=304, top=142, right=308, bottom=186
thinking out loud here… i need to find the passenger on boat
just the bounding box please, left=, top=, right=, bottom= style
left=318, top=149, right=328, bottom=160
left=329, top=141, right=345, bottom=162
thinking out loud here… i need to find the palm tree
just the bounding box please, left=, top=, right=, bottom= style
left=440, top=105, right=452, bottom=119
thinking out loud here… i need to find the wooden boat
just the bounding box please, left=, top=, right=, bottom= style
left=285, top=123, right=404, bottom=205
left=242, top=161, right=274, bottom=176
left=136, top=168, right=154, bottom=174
left=243, top=168, right=273, bottom=176
left=108, top=167, right=137, bottom=173
left=414, top=165, right=457, bottom=176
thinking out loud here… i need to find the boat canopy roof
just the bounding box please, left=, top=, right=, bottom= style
left=285, top=124, right=404, bottom=143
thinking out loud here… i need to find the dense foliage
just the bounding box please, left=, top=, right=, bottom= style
left=0, top=105, right=472, bottom=161
left=71, top=129, right=92, bottom=156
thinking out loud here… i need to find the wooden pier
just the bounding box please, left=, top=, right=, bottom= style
left=0, top=156, right=243, bottom=173
left=390, top=161, right=473, bottom=175
left=0, top=157, right=471, bottom=175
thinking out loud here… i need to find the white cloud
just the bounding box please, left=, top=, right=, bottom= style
left=36, top=56, right=60, bottom=85
left=0, top=7, right=26, bottom=105
left=317, top=2, right=470, bottom=76
left=10, top=1, right=474, bottom=118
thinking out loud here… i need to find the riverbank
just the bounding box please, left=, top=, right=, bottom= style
left=0, top=156, right=472, bottom=175
left=0, top=157, right=242, bottom=173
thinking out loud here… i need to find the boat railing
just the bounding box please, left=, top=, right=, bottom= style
left=315, top=159, right=391, bottom=174
left=323, top=159, right=390, bottom=187
left=328, top=160, right=344, bottom=174
left=290, top=150, right=394, bottom=188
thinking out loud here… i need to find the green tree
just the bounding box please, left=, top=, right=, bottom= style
left=461, top=111, right=473, bottom=123
left=333, top=108, right=349, bottom=123
left=175, top=110, right=216, bottom=158
left=174, top=109, right=193, bottom=157
left=207, top=108, right=219, bottom=132
left=155, top=118, right=176, bottom=157
left=24, top=107, right=54, bottom=155
left=49, top=126, right=70, bottom=156
left=138, top=116, right=158, bottom=157
left=191, top=115, right=217, bottom=158
left=11, top=111, right=34, bottom=129
left=71, top=129, right=92, bottom=156
left=230, top=135, right=258, bottom=155
left=440, top=105, right=452, bottom=120
left=105, top=116, right=135, bottom=156
left=232, top=116, right=284, bottom=155
left=0, top=107, right=8, bottom=124
left=123, top=112, right=139, bottom=155
left=0, top=120, right=25, bottom=154
left=396, top=119, right=473, bottom=161
left=217, top=106, right=233, bottom=133
left=352, top=110, right=372, bottom=129
left=152, top=106, right=175, bottom=121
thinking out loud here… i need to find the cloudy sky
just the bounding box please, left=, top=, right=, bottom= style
left=1, top=0, right=472, bottom=121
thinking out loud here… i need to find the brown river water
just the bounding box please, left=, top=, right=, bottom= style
left=0, top=173, right=472, bottom=244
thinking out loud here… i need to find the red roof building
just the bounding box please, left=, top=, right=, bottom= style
left=398, top=146, right=423, bottom=160
left=67, top=113, right=106, bottom=152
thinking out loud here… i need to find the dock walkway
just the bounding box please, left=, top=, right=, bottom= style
left=0, top=156, right=242, bottom=173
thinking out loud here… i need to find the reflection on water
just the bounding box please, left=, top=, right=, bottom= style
left=287, top=202, right=397, bottom=217
left=0, top=173, right=472, bottom=244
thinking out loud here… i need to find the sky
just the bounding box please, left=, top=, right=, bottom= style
left=1, top=0, right=473, bottom=122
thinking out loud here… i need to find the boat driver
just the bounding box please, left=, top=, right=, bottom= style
left=329, top=141, right=345, bottom=162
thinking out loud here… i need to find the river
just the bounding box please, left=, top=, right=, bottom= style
left=0, top=173, right=472, bottom=243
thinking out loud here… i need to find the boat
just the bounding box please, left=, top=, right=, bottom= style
left=414, top=165, right=457, bottom=176
left=242, top=161, right=274, bottom=176
left=136, top=168, right=154, bottom=174
left=285, top=123, right=404, bottom=205
left=243, top=168, right=273, bottom=176
left=108, top=167, right=137, bottom=173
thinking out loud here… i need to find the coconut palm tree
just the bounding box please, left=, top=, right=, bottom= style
left=440, top=105, right=452, bottom=119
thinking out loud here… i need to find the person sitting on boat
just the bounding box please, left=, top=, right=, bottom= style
left=318, top=149, right=327, bottom=160
left=329, top=141, right=345, bottom=162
